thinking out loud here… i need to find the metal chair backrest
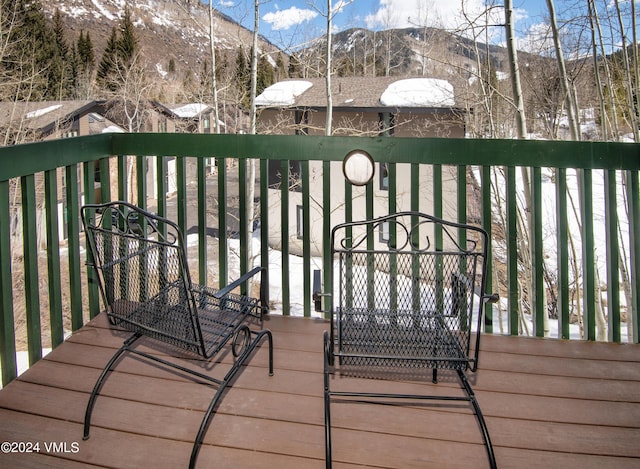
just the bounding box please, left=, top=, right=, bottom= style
left=329, top=211, right=491, bottom=372
left=82, top=202, right=205, bottom=355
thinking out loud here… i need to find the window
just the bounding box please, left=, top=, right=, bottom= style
left=296, top=205, right=304, bottom=239
left=379, top=163, right=389, bottom=191
left=379, top=221, right=390, bottom=244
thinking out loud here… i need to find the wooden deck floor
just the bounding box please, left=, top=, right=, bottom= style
left=1, top=313, right=639, bottom=468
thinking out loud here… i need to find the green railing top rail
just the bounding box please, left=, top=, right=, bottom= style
left=1, top=133, right=639, bottom=181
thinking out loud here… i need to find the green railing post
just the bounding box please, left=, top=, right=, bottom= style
left=628, top=171, right=640, bottom=344
left=280, top=160, right=290, bottom=315
left=580, top=169, right=596, bottom=340
left=302, top=160, right=311, bottom=317
left=0, top=180, right=17, bottom=386
left=239, top=158, right=248, bottom=291
left=44, top=169, right=64, bottom=347
left=65, top=165, right=84, bottom=332
left=260, top=159, right=270, bottom=310
left=556, top=168, right=570, bottom=339
left=506, top=166, right=519, bottom=336
left=322, top=160, right=332, bottom=318
left=481, top=165, right=493, bottom=333
left=605, top=170, right=620, bottom=342
left=198, top=157, right=208, bottom=286
left=218, top=158, right=228, bottom=288
left=21, top=175, right=42, bottom=364
left=531, top=167, right=545, bottom=337
left=83, top=162, right=101, bottom=319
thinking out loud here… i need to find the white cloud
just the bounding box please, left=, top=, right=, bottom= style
left=517, top=22, right=555, bottom=55
left=219, top=0, right=235, bottom=7
left=365, top=0, right=500, bottom=32
left=263, top=6, right=318, bottom=30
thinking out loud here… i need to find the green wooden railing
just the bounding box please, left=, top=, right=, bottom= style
left=0, top=133, right=638, bottom=387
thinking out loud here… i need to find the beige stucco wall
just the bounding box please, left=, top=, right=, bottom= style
left=260, top=107, right=464, bottom=257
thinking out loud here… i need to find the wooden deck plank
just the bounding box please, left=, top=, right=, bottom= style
left=1, top=314, right=639, bottom=468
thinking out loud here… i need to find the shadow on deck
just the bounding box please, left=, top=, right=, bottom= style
left=0, top=314, right=639, bottom=468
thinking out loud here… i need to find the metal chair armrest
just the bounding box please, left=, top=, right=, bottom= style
left=212, top=266, right=263, bottom=299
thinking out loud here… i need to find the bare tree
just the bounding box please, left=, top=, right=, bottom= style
left=504, top=0, right=527, bottom=138
left=209, top=0, right=221, bottom=133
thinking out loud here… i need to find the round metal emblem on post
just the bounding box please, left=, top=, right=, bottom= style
left=342, top=150, right=375, bottom=186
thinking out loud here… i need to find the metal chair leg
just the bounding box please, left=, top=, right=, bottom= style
left=188, top=329, right=273, bottom=469
left=323, top=331, right=333, bottom=469
left=83, top=333, right=141, bottom=440
left=457, top=370, right=497, bottom=469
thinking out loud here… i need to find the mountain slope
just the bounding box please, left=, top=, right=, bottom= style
left=46, top=0, right=278, bottom=85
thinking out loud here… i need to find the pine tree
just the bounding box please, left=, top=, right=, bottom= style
left=77, top=30, right=95, bottom=73
left=117, top=6, right=137, bottom=68
left=6, top=0, right=56, bottom=100
left=288, top=54, right=302, bottom=78
left=256, top=54, right=274, bottom=95
left=51, top=9, right=74, bottom=99
left=235, top=46, right=249, bottom=103
left=97, top=27, right=119, bottom=92
left=275, top=52, right=286, bottom=81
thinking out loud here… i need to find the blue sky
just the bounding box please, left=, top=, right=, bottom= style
left=212, top=0, right=554, bottom=49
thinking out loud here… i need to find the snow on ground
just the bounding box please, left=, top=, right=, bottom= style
left=219, top=233, right=620, bottom=341
left=90, top=0, right=117, bottom=21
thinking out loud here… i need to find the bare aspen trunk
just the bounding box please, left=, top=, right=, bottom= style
left=504, top=0, right=527, bottom=138
left=249, top=2, right=259, bottom=135
left=246, top=0, right=260, bottom=286
left=325, top=0, right=333, bottom=136
left=613, top=0, right=640, bottom=141
left=590, top=0, right=621, bottom=138
left=588, top=0, right=609, bottom=140
left=546, top=0, right=580, bottom=140
left=209, top=0, right=220, bottom=134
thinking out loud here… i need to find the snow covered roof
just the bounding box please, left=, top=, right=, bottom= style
left=380, top=78, right=455, bottom=107
left=255, top=80, right=313, bottom=106
left=171, top=103, right=210, bottom=118
left=256, top=77, right=459, bottom=110
left=25, top=104, right=63, bottom=119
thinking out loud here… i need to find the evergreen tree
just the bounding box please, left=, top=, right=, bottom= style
left=51, top=9, right=74, bottom=99
left=288, top=54, right=302, bottom=78
left=235, top=46, right=248, bottom=88
left=69, top=44, right=80, bottom=98
left=77, top=30, right=95, bottom=73
left=275, top=52, right=286, bottom=81
left=5, top=0, right=56, bottom=100
left=97, top=27, right=119, bottom=92
left=117, top=6, right=137, bottom=68
left=235, top=46, right=249, bottom=103
left=256, top=54, right=274, bottom=95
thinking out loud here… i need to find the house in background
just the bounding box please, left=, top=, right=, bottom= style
left=0, top=100, right=125, bottom=248
left=0, top=100, right=123, bottom=143
left=255, top=77, right=467, bottom=256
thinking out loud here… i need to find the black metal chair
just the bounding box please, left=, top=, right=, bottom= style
left=314, top=211, right=498, bottom=468
left=81, top=201, right=273, bottom=468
